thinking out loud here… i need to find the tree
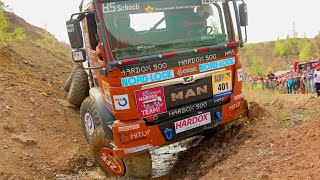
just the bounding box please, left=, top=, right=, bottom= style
left=298, top=37, right=312, bottom=60
left=251, top=56, right=263, bottom=75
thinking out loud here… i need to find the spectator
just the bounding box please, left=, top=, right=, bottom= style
left=307, top=66, right=315, bottom=94
left=267, top=70, right=276, bottom=90
left=314, top=63, right=320, bottom=97
left=264, top=77, right=270, bottom=90
left=287, top=70, right=295, bottom=94
left=256, top=73, right=264, bottom=90
left=300, top=69, right=306, bottom=94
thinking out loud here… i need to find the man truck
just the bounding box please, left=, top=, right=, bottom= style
left=66, top=0, right=249, bottom=178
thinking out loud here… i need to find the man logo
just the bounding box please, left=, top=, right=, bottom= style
left=171, top=85, right=208, bottom=102
left=183, top=76, right=194, bottom=84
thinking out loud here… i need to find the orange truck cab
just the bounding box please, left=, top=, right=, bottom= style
left=66, top=0, right=249, bottom=177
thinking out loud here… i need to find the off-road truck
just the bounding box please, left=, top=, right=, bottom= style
left=66, top=0, right=249, bottom=178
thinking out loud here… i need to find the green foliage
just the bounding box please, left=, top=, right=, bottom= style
left=0, top=1, right=10, bottom=47
left=14, top=28, right=26, bottom=41
left=298, top=38, right=312, bottom=60
left=0, top=1, right=27, bottom=47
left=37, top=30, right=68, bottom=56
left=37, top=30, right=56, bottom=47
left=314, top=52, right=320, bottom=58
left=251, top=56, right=262, bottom=75
left=243, top=43, right=256, bottom=53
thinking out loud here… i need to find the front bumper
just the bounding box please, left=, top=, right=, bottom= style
left=112, top=93, right=248, bottom=158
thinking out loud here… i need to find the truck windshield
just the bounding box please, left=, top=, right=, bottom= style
left=101, top=0, right=232, bottom=60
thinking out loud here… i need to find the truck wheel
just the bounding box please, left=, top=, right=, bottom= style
left=67, top=67, right=89, bottom=107
left=63, top=65, right=79, bottom=92
left=91, top=126, right=152, bottom=179
left=80, top=97, right=102, bottom=144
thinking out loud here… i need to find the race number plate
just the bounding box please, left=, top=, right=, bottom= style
left=212, top=70, right=232, bottom=95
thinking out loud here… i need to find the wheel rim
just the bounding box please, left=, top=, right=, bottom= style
left=99, top=147, right=125, bottom=176
left=84, top=113, right=95, bottom=136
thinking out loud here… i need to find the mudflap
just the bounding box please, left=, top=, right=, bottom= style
left=90, top=87, right=115, bottom=141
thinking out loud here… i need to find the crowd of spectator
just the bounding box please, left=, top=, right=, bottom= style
left=247, top=63, right=320, bottom=97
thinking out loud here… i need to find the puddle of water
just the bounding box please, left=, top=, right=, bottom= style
left=151, top=136, right=203, bottom=178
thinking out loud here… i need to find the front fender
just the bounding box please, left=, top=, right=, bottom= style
left=90, top=87, right=115, bottom=141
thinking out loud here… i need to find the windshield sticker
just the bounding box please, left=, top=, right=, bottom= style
left=199, top=57, right=235, bottom=72
left=202, top=0, right=226, bottom=4
left=121, top=70, right=174, bottom=87
left=177, top=67, right=197, bottom=76
left=137, top=44, right=156, bottom=51
left=102, top=2, right=140, bottom=13
left=103, top=1, right=201, bottom=14
left=145, top=5, right=154, bottom=13
left=135, top=87, right=167, bottom=117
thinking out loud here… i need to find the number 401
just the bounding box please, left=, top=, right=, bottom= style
left=218, top=82, right=229, bottom=91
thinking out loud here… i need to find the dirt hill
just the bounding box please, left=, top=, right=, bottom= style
left=1, top=11, right=320, bottom=180
left=0, top=12, right=93, bottom=179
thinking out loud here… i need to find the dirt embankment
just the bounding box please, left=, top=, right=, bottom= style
left=168, top=90, right=320, bottom=180
left=0, top=12, right=94, bottom=179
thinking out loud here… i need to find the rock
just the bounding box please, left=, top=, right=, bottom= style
left=11, top=134, right=37, bottom=146
left=3, top=145, right=9, bottom=149
left=261, top=173, right=269, bottom=179
left=56, top=99, right=75, bottom=108
left=85, top=160, right=95, bottom=167
left=29, top=97, right=35, bottom=103
left=41, top=92, right=50, bottom=97
left=29, top=113, right=35, bottom=117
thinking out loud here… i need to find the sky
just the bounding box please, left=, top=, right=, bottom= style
left=2, top=0, right=320, bottom=43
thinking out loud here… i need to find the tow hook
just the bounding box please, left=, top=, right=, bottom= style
left=163, top=128, right=173, bottom=140
left=216, top=111, right=222, bottom=122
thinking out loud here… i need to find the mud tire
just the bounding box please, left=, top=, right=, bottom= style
left=91, top=126, right=152, bottom=179
left=80, top=97, right=102, bottom=144
left=63, top=65, right=80, bottom=92
left=67, top=67, right=89, bottom=107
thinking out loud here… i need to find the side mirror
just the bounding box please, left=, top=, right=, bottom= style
left=66, top=19, right=84, bottom=49
left=72, top=49, right=86, bottom=63
left=239, top=3, right=248, bottom=27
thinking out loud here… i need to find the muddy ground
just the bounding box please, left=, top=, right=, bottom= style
left=1, top=12, right=320, bottom=180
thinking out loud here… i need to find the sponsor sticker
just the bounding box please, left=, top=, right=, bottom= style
left=121, top=70, right=174, bottom=87
left=177, top=67, right=197, bottom=76
left=237, top=68, right=244, bottom=82
left=199, top=57, right=235, bottom=72
left=135, top=87, right=166, bottom=117
left=145, top=5, right=154, bottom=13
left=102, top=2, right=140, bottom=13
left=229, top=102, right=241, bottom=111
left=121, top=62, right=167, bottom=75
left=174, top=112, right=211, bottom=134
left=202, top=0, right=226, bottom=4
left=117, top=130, right=151, bottom=145
left=114, top=95, right=130, bottom=110
left=102, top=81, right=112, bottom=105
left=234, top=93, right=244, bottom=100
left=168, top=102, right=207, bottom=117
left=118, top=124, right=140, bottom=132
